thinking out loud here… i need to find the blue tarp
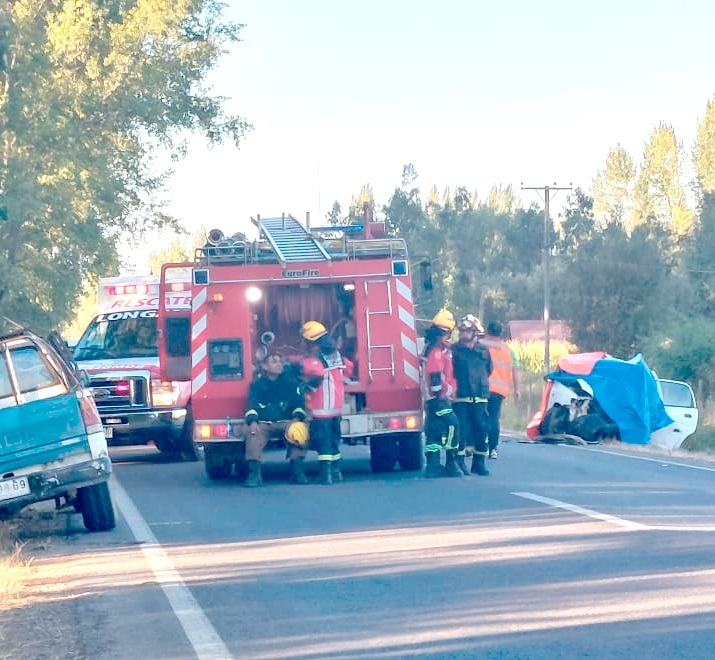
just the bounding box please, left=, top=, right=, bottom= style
left=547, top=353, right=673, bottom=445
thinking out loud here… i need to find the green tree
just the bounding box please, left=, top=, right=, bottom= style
left=326, top=200, right=344, bottom=225
left=149, top=235, right=190, bottom=275
left=641, top=316, right=715, bottom=399
left=483, top=184, right=519, bottom=214
left=426, top=184, right=440, bottom=218
left=559, top=222, right=675, bottom=357
left=632, top=123, right=694, bottom=237
left=347, top=184, right=375, bottom=225
left=591, top=144, right=636, bottom=229
left=688, top=193, right=715, bottom=317
left=0, top=0, right=249, bottom=334
left=694, top=97, right=715, bottom=194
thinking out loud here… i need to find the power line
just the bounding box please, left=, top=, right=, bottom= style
left=521, top=183, right=572, bottom=374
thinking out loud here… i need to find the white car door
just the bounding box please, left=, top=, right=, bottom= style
left=650, top=379, right=698, bottom=450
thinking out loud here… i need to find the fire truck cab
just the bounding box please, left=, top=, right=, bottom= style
left=72, top=274, right=197, bottom=460
left=158, top=214, right=424, bottom=480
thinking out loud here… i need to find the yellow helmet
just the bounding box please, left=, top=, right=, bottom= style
left=431, top=309, right=456, bottom=332
left=301, top=320, right=328, bottom=341
left=285, top=421, right=309, bottom=447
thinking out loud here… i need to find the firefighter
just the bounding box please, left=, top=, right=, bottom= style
left=451, top=315, right=492, bottom=476
left=481, top=320, right=522, bottom=459
left=301, top=321, right=354, bottom=485
left=244, top=352, right=309, bottom=487
left=421, top=309, right=462, bottom=478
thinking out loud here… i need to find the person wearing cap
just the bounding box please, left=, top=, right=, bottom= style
left=451, top=314, right=492, bottom=476
left=421, top=308, right=462, bottom=478
left=480, top=320, right=521, bottom=459
left=300, top=321, right=354, bottom=485
left=244, top=352, right=309, bottom=487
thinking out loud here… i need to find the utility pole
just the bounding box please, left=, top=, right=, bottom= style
left=521, top=183, right=572, bottom=374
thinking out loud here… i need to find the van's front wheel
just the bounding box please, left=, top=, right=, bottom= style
left=77, top=482, right=116, bottom=532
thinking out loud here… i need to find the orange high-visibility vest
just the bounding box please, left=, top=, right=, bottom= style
left=479, top=337, right=514, bottom=398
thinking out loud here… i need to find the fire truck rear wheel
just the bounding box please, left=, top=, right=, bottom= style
left=397, top=432, right=423, bottom=471
left=204, top=444, right=232, bottom=480
left=369, top=436, right=398, bottom=473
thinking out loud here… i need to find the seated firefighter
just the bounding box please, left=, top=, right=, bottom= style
left=244, top=353, right=309, bottom=487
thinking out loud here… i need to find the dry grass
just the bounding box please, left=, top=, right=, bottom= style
left=0, top=520, right=32, bottom=609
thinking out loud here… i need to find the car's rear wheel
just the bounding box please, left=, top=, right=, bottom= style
left=77, top=482, right=116, bottom=532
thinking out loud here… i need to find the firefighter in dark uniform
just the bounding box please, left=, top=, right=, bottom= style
left=244, top=353, right=308, bottom=487
left=422, top=309, right=462, bottom=478
left=451, top=315, right=492, bottom=476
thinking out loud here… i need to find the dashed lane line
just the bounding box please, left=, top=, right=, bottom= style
left=513, top=491, right=651, bottom=530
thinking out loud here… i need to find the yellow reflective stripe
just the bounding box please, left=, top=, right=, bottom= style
left=317, top=453, right=341, bottom=461
left=425, top=444, right=442, bottom=453
left=435, top=408, right=453, bottom=416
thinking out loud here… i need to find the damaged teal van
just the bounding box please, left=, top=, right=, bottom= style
left=0, top=326, right=115, bottom=532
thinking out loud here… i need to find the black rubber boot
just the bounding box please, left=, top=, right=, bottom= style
left=470, top=454, right=490, bottom=476
left=244, top=460, right=263, bottom=487
left=423, top=452, right=444, bottom=478
left=318, top=461, right=333, bottom=485
left=455, top=452, right=470, bottom=476
left=289, top=459, right=309, bottom=485
left=331, top=459, right=343, bottom=483
left=444, top=451, right=464, bottom=478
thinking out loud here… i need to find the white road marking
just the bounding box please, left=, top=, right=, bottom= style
left=513, top=491, right=650, bottom=530
left=577, top=445, right=715, bottom=473
left=110, top=478, right=234, bottom=660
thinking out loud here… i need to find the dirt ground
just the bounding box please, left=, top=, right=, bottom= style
left=0, top=504, right=109, bottom=660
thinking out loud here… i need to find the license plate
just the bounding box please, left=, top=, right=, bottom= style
left=103, top=426, right=114, bottom=439
left=0, top=476, right=31, bottom=502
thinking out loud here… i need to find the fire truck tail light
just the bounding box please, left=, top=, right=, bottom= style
left=197, top=423, right=229, bottom=439
left=115, top=381, right=130, bottom=394
left=404, top=415, right=418, bottom=430
left=387, top=417, right=401, bottom=429
left=210, top=293, right=224, bottom=303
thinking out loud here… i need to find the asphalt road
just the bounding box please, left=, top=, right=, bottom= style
left=22, top=437, right=715, bottom=659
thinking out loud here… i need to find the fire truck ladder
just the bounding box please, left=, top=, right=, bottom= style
left=259, top=215, right=332, bottom=263
left=365, top=280, right=396, bottom=381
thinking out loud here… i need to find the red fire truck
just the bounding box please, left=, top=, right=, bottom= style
left=157, top=214, right=424, bottom=480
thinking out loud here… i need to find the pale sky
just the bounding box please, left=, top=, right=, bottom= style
left=128, top=0, right=714, bottom=271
